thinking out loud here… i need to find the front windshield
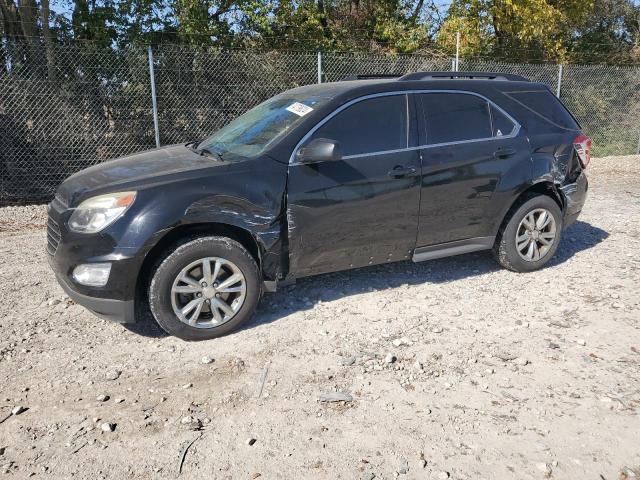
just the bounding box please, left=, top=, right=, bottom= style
left=196, top=92, right=332, bottom=159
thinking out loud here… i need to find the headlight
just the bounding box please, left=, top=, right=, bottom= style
left=68, top=191, right=136, bottom=233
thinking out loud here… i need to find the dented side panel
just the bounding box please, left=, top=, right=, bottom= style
left=530, top=133, right=586, bottom=199
left=493, top=132, right=587, bottom=232
left=286, top=150, right=421, bottom=278
left=101, top=156, right=289, bottom=280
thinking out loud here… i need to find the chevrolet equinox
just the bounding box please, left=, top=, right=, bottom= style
left=47, top=71, right=590, bottom=340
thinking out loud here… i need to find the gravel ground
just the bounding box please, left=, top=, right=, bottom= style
left=0, top=156, right=639, bottom=479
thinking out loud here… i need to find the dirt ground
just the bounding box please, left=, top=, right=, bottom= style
left=0, top=156, right=639, bottom=480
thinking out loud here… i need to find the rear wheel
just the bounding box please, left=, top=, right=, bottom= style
left=149, top=236, right=261, bottom=340
left=493, top=195, right=563, bottom=272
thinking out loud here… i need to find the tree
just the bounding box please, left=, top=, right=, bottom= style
left=437, top=0, right=595, bottom=62
left=1, top=0, right=638, bottom=62
left=0, top=0, right=35, bottom=40
left=0, top=0, right=15, bottom=39
left=115, top=0, right=175, bottom=46
left=238, top=0, right=439, bottom=53
left=569, top=0, right=640, bottom=64
left=0, top=0, right=44, bottom=75
left=18, top=0, right=38, bottom=38
left=40, top=0, right=56, bottom=80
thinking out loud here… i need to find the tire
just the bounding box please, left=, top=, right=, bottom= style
left=493, top=194, right=563, bottom=272
left=149, top=236, right=261, bottom=341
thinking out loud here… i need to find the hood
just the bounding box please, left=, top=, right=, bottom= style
left=57, top=144, right=225, bottom=206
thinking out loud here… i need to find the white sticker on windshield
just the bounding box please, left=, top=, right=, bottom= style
left=286, top=102, right=314, bottom=117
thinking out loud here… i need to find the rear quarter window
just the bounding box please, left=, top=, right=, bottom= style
left=504, top=89, right=580, bottom=131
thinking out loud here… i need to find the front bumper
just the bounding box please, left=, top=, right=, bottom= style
left=47, top=197, right=143, bottom=323
left=53, top=268, right=135, bottom=323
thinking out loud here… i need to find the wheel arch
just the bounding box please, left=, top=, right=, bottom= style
left=520, top=181, right=564, bottom=210
left=494, top=181, right=565, bottom=237
left=135, top=222, right=262, bottom=309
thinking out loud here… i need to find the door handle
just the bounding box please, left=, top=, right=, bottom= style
left=388, top=165, right=417, bottom=178
left=494, top=148, right=517, bottom=159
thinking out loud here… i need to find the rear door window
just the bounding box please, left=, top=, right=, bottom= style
left=309, top=94, right=408, bottom=156
left=419, top=93, right=492, bottom=144
left=490, top=104, right=517, bottom=137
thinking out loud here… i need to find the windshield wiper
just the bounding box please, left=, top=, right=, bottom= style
left=196, top=147, right=224, bottom=161
left=187, top=140, right=226, bottom=161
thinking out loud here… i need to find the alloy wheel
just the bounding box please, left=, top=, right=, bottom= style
left=170, top=257, right=247, bottom=328
left=515, top=208, right=557, bottom=262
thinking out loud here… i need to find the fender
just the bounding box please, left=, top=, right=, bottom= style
left=108, top=157, right=289, bottom=281
left=490, top=151, right=568, bottom=238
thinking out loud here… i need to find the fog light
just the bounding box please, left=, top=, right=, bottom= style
left=72, top=263, right=111, bottom=287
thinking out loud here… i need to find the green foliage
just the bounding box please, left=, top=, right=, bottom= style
left=237, top=0, right=436, bottom=53
left=0, top=0, right=638, bottom=62
left=437, top=0, right=640, bottom=64
left=568, top=0, right=640, bottom=64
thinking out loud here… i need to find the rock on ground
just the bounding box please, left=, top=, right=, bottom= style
left=0, top=155, right=639, bottom=478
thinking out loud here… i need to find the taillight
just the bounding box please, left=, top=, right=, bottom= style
left=573, top=134, right=592, bottom=168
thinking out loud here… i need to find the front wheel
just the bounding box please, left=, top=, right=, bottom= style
left=149, top=236, right=261, bottom=341
left=493, top=195, right=563, bottom=272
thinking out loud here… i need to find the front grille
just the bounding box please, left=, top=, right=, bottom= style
left=46, top=215, right=61, bottom=256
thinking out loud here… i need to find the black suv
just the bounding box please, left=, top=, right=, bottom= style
left=47, top=71, right=590, bottom=340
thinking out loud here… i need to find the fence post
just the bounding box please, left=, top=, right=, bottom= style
left=147, top=46, right=161, bottom=148
left=451, top=58, right=455, bottom=71
left=455, top=32, right=460, bottom=72
left=556, top=64, right=563, bottom=98
left=317, top=51, right=322, bottom=84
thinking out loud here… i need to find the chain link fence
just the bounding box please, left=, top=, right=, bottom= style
left=322, top=52, right=453, bottom=81
left=1, top=41, right=639, bottom=205
left=0, top=42, right=155, bottom=204
left=458, top=59, right=640, bottom=156
left=151, top=46, right=318, bottom=146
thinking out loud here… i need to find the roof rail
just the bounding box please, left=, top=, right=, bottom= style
left=398, top=71, right=529, bottom=82
left=341, top=74, right=400, bottom=81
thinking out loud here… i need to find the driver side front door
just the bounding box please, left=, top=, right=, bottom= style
left=286, top=93, right=422, bottom=277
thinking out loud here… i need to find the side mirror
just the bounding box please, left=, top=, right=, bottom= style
left=296, top=138, right=342, bottom=164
